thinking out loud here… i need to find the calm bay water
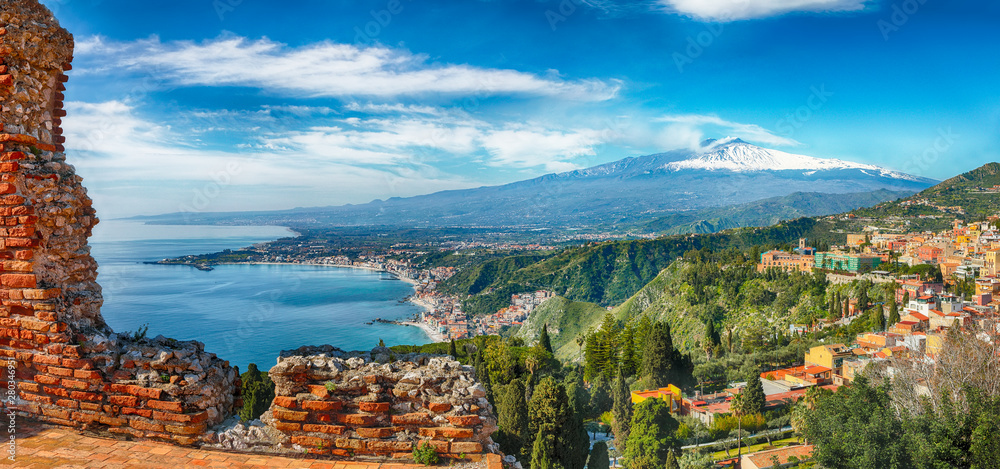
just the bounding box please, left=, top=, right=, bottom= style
left=88, top=221, right=431, bottom=371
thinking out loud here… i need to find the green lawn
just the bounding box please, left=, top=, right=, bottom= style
left=709, top=436, right=800, bottom=461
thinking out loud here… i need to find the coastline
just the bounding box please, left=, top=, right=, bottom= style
left=181, top=260, right=444, bottom=343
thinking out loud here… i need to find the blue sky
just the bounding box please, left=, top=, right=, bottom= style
left=41, top=0, right=1000, bottom=218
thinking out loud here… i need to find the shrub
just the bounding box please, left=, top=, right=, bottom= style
left=412, top=441, right=440, bottom=466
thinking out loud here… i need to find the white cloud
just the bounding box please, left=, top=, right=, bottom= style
left=655, top=114, right=800, bottom=147
left=479, top=127, right=605, bottom=172
left=61, top=101, right=480, bottom=217
left=657, top=0, right=869, bottom=21
left=76, top=35, right=620, bottom=101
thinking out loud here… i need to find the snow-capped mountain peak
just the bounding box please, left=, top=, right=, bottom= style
left=665, top=138, right=920, bottom=181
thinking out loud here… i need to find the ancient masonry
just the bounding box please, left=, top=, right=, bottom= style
left=0, top=0, right=497, bottom=460
left=0, top=1, right=240, bottom=446
left=262, top=346, right=498, bottom=460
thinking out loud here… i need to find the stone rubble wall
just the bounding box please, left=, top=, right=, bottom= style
left=0, top=0, right=240, bottom=446
left=265, top=345, right=498, bottom=460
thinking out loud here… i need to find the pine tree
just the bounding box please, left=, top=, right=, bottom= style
left=588, top=441, right=610, bottom=469
left=449, top=339, right=458, bottom=358
left=495, top=379, right=529, bottom=460
left=611, top=369, right=633, bottom=455
left=641, top=322, right=675, bottom=388
left=539, top=324, right=553, bottom=354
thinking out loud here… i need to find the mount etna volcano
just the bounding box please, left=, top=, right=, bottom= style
left=140, top=138, right=937, bottom=232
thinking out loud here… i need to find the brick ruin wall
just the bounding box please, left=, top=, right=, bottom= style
left=0, top=0, right=498, bottom=459
left=0, top=1, right=240, bottom=445
left=264, top=346, right=498, bottom=461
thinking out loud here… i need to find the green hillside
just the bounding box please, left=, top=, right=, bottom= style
left=853, top=162, right=1000, bottom=222
left=442, top=216, right=844, bottom=315
left=512, top=297, right=608, bottom=361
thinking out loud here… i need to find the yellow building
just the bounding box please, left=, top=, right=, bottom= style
left=986, top=249, right=999, bottom=277
left=926, top=333, right=945, bottom=357
left=805, top=344, right=852, bottom=372
left=631, top=385, right=683, bottom=412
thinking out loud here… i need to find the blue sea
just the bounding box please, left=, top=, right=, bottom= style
left=88, top=220, right=432, bottom=371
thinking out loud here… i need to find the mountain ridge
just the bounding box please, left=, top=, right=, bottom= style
left=134, top=140, right=937, bottom=232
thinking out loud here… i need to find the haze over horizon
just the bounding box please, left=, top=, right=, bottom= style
left=43, top=0, right=1000, bottom=218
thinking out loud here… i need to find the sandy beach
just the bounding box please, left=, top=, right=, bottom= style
left=399, top=320, right=447, bottom=342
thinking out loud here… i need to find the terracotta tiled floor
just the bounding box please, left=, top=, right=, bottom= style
left=4, top=420, right=459, bottom=468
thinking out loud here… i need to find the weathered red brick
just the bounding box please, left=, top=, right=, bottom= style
left=367, top=440, right=414, bottom=453
left=450, top=441, right=483, bottom=453
left=446, top=415, right=482, bottom=427
left=426, top=402, right=453, bottom=413
left=335, top=438, right=366, bottom=450
left=16, top=382, right=40, bottom=393
left=273, top=421, right=301, bottom=432
left=69, top=391, right=102, bottom=401
left=55, top=399, right=79, bottom=409
left=417, top=439, right=449, bottom=453
left=73, top=369, right=102, bottom=380
left=146, top=400, right=183, bottom=413
left=273, top=409, right=309, bottom=422
left=60, top=378, right=90, bottom=390
left=121, top=407, right=153, bottom=418
left=338, top=413, right=377, bottom=426
left=355, top=427, right=394, bottom=438
left=79, top=402, right=102, bottom=412
left=307, top=384, right=330, bottom=399
left=129, top=418, right=165, bottom=433
left=71, top=411, right=100, bottom=423
left=419, top=427, right=474, bottom=439
left=391, top=412, right=434, bottom=426
left=358, top=402, right=390, bottom=413
left=60, top=358, right=94, bottom=369
left=47, top=366, right=72, bottom=377
left=152, top=410, right=207, bottom=424
left=41, top=407, right=70, bottom=420
left=164, top=423, right=206, bottom=435
left=290, top=436, right=328, bottom=448
left=301, top=400, right=342, bottom=412
left=302, top=424, right=346, bottom=435
left=273, top=396, right=297, bottom=409
left=43, top=386, right=69, bottom=398
left=19, top=392, right=52, bottom=404
left=109, top=395, right=138, bottom=407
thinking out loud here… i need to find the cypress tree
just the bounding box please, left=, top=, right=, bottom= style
left=843, top=298, right=850, bottom=317
left=539, top=324, right=553, bottom=354
left=888, top=300, right=901, bottom=325
left=528, top=377, right=582, bottom=469
left=495, top=379, right=529, bottom=460
left=239, top=363, right=274, bottom=422
left=624, top=398, right=680, bottom=469
left=664, top=452, right=680, bottom=469
left=449, top=339, right=458, bottom=358
left=734, top=372, right=766, bottom=416
left=611, top=369, right=633, bottom=455
left=588, top=441, right=610, bottom=469
left=641, top=322, right=675, bottom=388
left=589, top=375, right=613, bottom=416
left=903, top=291, right=910, bottom=307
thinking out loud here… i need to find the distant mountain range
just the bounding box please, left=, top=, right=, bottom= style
left=137, top=138, right=937, bottom=233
